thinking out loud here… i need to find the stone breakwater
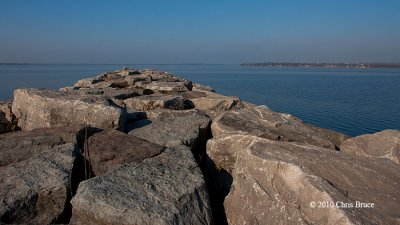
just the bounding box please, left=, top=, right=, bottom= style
left=0, top=68, right=399, bottom=225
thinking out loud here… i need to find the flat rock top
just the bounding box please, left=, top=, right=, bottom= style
left=129, top=113, right=211, bottom=148
left=340, top=129, right=400, bottom=163
left=88, top=129, right=165, bottom=176
left=207, top=134, right=400, bottom=225
left=70, top=145, right=211, bottom=225
left=0, top=143, right=77, bottom=225
left=212, top=105, right=348, bottom=149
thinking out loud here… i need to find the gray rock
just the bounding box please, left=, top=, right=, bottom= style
left=128, top=113, right=211, bottom=149
left=207, top=134, right=400, bottom=225
left=124, top=95, right=188, bottom=111
left=74, top=77, right=104, bottom=89
left=0, top=101, right=14, bottom=123
left=0, top=113, right=10, bottom=134
left=70, top=146, right=212, bottom=225
left=124, top=74, right=152, bottom=86
left=101, top=87, right=144, bottom=99
left=191, top=92, right=243, bottom=112
left=192, top=83, right=215, bottom=92
left=303, top=123, right=350, bottom=148
left=144, top=81, right=189, bottom=93
left=87, top=129, right=164, bottom=176
left=0, top=101, right=13, bottom=134
left=92, top=79, right=130, bottom=89
left=176, top=90, right=208, bottom=100
left=0, top=143, right=78, bottom=225
left=119, top=68, right=140, bottom=76
left=145, top=108, right=207, bottom=120
left=211, top=105, right=349, bottom=149
left=340, top=129, right=400, bottom=163
left=12, top=88, right=126, bottom=131
left=0, top=125, right=90, bottom=167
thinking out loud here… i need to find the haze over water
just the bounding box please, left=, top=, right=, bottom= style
left=1, top=64, right=399, bottom=137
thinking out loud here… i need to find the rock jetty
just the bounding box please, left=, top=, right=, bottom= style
left=0, top=67, right=399, bottom=225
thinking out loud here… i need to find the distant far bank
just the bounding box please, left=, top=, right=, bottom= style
left=241, top=62, right=400, bottom=68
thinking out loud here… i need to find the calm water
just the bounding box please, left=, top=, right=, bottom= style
left=1, top=64, right=399, bottom=136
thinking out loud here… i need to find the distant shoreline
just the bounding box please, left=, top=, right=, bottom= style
left=241, top=62, right=400, bottom=68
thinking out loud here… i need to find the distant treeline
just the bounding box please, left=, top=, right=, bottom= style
left=240, top=62, right=400, bottom=68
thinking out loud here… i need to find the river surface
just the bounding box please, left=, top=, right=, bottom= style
left=1, top=64, right=399, bottom=136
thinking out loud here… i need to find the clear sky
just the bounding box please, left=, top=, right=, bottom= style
left=0, top=0, right=399, bottom=64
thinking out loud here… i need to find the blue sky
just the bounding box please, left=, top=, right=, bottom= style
left=0, top=0, right=399, bottom=64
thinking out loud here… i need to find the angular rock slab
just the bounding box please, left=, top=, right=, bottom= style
left=192, top=83, right=215, bottom=92
left=145, top=108, right=207, bottom=120
left=144, top=81, right=190, bottom=93
left=0, top=112, right=10, bottom=134
left=0, top=125, right=86, bottom=167
left=212, top=105, right=349, bottom=149
left=12, top=88, right=126, bottom=131
left=340, top=129, right=400, bottom=164
left=128, top=113, right=211, bottom=149
left=207, top=134, right=400, bottom=225
left=124, top=95, right=187, bottom=111
left=0, top=101, right=13, bottom=134
left=191, top=92, right=243, bottom=112
left=70, top=146, right=212, bottom=225
left=0, top=101, right=13, bottom=123
left=87, top=129, right=164, bottom=176
left=0, top=143, right=78, bottom=225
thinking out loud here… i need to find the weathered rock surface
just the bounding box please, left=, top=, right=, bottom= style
left=74, top=77, right=103, bottom=89
left=0, top=125, right=88, bottom=167
left=12, top=88, right=126, bottom=131
left=0, top=143, right=78, bottom=224
left=70, top=146, right=212, bottom=225
left=192, top=83, right=215, bottom=92
left=144, top=81, right=190, bottom=93
left=304, top=124, right=350, bottom=148
left=0, top=112, right=10, bottom=134
left=191, top=92, right=243, bottom=112
left=212, top=105, right=349, bottom=149
left=0, top=101, right=14, bottom=123
left=145, top=108, right=207, bottom=120
left=340, top=129, right=400, bottom=163
left=207, top=134, right=400, bottom=225
left=124, top=94, right=188, bottom=111
left=87, top=129, right=164, bottom=176
left=128, top=113, right=211, bottom=149
left=0, top=101, right=13, bottom=134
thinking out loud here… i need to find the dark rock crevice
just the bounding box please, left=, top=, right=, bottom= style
left=188, top=121, right=231, bottom=225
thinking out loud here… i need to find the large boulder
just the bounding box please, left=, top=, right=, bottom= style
left=191, top=92, right=243, bottom=112
left=87, top=129, right=164, bottom=176
left=0, top=101, right=13, bottom=134
left=12, top=88, right=127, bottom=131
left=192, top=83, right=215, bottom=92
left=128, top=113, right=211, bottom=150
left=145, top=108, right=207, bottom=120
left=340, top=129, right=400, bottom=164
left=0, top=101, right=14, bottom=123
left=0, top=112, right=10, bottom=134
left=124, top=94, right=188, bottom=111
left=0, top=125, right=93, bottom=167
left=74, top=77, right=104, bottom=89
left=207, top=134, right=400, bottom=225
left=212, top=105, right=349, bottom=149
left=144, top=81, right=190, bottom=93
left=0, top=143, right=79, bottom=225
left=70, top=146, right=212, bottom=225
